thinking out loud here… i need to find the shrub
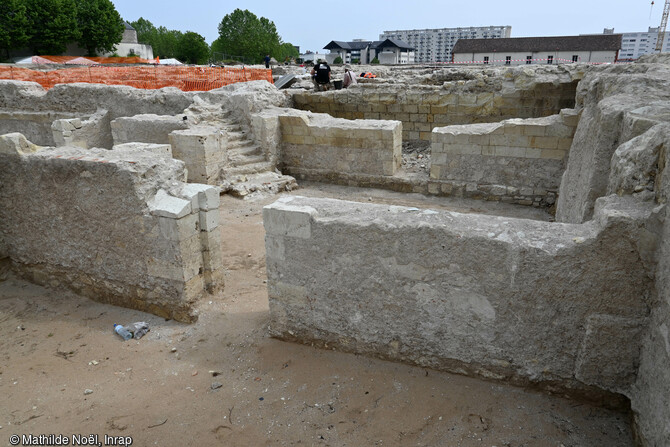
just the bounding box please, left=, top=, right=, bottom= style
left=333, top=56, right=343, bottom=64
left=371, top=57, right=379, bottom=64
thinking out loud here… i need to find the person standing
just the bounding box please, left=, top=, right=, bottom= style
left=264, top=54, right=271, bottom=69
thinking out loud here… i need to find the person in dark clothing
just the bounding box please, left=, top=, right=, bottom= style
left=264, top=54, right=270, bottom=68
left=310, top=61, right=331, bottom=91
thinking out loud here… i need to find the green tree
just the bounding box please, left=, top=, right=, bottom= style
left=216, top=9, right=281, bottom=64
left=25, top=0, right=80, bottom=54
left=0, top=0, right=29, bottom=59
left=333, top=56, right=343, bottom=64
left=153, top=26, right=182, bottom=58
left=278, top=42, right=299, bottom=62
left=130, top=17, right=156, bottom=43
left=75, top=0, right=124, bottom=56
left=177, top=31, right=210, bottom=64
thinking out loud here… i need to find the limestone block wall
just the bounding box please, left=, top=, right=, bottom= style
left=0, top=110, right=85, bottom=146
left=111, top=114, right=189, bottom=145
left=430, top=109, right=579, bottom=202
left=264, top=195, right=655, bottom=406
left=0, top=134, right=224, bottom=322
left=278, top=112, right=402, bottom=177
left=52, top=109, right=112, bottom=149
left=292, top=80, right=577, bottom=141
left=169, top=126, right=227, bottom=185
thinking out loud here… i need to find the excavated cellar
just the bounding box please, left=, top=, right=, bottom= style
left=1, top=58, right=670, bottom=446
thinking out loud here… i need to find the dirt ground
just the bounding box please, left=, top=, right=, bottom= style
left=0, top=184, right=632, bottom=447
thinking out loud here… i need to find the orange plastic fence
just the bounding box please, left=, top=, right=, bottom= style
left=0, top=65, right=273, bottom=91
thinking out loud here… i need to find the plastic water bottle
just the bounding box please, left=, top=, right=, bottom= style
left=114, top=324, right=133, bottom=341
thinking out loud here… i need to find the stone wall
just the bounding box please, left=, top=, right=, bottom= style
left=111, top=114, right=188, bottom=146
left=0, top=81, right=193, bottom=120
left=169, top=126, right=227, bottom=185
left=263, top=195, right=654, bottom=406
left=52, top=109, right=112, bottom=149
left=609, top=122, right=670, bottom=446
left=277, top=111, right=401, bottom=177
left=430, top=109, right=579, bottom=203
left=292, top=77, right=578, bottom=141
left=556, top=63, right=670, bottom=224
left=0, top=110, right=85, bottom=146
left=0, top=134, right=224, bottom=322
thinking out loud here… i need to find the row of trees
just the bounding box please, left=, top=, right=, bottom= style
left=1, top=4, right=298, bottom=66
left=1, top=0, right=124, bottom=57
left=130, top=18, right=210, bottom=64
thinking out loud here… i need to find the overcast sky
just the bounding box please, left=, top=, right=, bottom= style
left=111, top=0, right=666, bottom=52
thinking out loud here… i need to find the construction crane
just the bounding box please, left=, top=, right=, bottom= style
left=657, top=0, right=670, bottom=52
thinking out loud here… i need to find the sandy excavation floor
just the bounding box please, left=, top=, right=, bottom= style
left=0, top=184, right=632, bottom=447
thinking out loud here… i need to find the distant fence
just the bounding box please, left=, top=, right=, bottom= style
left=0, top=65, right=273, bottom=91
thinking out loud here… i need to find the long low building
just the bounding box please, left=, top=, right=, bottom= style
left=452, top=34, right=622, bottom=65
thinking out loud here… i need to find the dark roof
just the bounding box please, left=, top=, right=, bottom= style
left=452, top=35, right=623, bottom=53
left=326, top=38, right=415, bottom=51
left=124, top=22, right=135, bottom=31
left=323, top=40, right=371, bottom=50
left=373, top=38, right=415, bottom=50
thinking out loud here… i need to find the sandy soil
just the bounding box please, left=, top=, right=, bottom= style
left=0, top=184, right=631, bottom=447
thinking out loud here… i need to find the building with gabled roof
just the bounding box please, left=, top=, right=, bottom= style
left=381, top=26, right=511, bottom=63
left=324, top=38, right=415, bottom=64
left=452, top=34, right=622, bottom=65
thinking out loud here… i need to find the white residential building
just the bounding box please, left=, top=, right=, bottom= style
left=323, top=39, right=415, bottom=64
left=380, top=26, right=511, bottom=63
left=605, top=27, right=670, bottom=60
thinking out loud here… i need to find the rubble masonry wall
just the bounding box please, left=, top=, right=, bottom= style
left=0, top=135, right=224, bottom=322
left=292, top=81, right=577, bottom=141
left=263, top=195, right=654, bottom=406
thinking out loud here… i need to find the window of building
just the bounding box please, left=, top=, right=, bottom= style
left=526, top=56, right=532, bottom=64
left=484, top=56, right=489, bottom=64
left=572, top=55, right=579, bottom=62
left=547, top=55, right=553, bottom=64
left=505, top=56, right=511, bottom=65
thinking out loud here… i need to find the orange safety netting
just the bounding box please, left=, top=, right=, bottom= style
left=0, top=65, right=273, bottom=92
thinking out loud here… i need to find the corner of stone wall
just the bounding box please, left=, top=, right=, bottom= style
left=169, top=125, right=226, bottom=185
left=52, top=109, right=111, bottom=149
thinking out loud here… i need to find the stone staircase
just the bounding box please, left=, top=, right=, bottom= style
left=219, top=117, right=297, bottom=198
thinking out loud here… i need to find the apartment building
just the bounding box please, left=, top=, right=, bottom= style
left=380, top=26, right=512, bottom=63
left=606, top=27, right=669, bottom=60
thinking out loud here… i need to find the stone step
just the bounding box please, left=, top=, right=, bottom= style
left=226, top=130, right=248, bottom=141
left=229, top=154, right=267, bottom=166
left=228, top=144, right=262, bottom=158
left=224, top=161, right=275, bottom=176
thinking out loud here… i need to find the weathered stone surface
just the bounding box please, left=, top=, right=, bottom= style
left=264, top=195, right=654, bottom=403
left=111, top=114, right=188, bottom=145
left=556, top=62, right=670, bottom=223
left=431, top=112, right=577, bottom=191
left=608, top=123, right=670, bottom=197
left=0, top=141, right=224, bottom=322
left=52, top=109, right=111, bottom=149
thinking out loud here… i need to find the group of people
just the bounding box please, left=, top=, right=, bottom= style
left=311, top=62, right=367, bottom=91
